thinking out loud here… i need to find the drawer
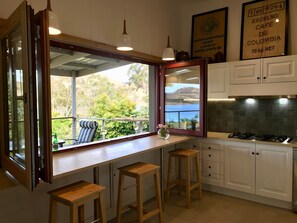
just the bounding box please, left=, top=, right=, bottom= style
left=202, top=149, right=223, bottom=162
left=202, top=172, right=224, bottom=187
left=201, top=142, right=223, bottom=151
left=202, top=160, right=224, bottom=174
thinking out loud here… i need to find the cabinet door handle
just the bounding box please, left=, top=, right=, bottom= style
left=208, top=174, right=211, bottom=177
left=208, top=154, right=211, bottom=157
left=263, top=77, right=266, bottom=79
left=209, top=166, right=211, bottom=168
left=252, top=152, right=255, bottom=155
left=257, top=77, right=260, bottom=80
left=208, top=147, right=211, bottom=150
left=256, top=152, right=260, bottom=155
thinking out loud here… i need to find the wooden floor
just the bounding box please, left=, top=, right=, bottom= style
left=109, top=191, right=297, bottom=223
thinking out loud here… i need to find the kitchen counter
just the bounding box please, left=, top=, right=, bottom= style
left=207, top=131, right=297, bottom=147
left=53, top=134, right=192, bottom=178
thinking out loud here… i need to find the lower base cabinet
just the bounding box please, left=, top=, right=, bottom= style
left=224, top=141, right=292, bottom=202
left=200, top=139, right=225, bottom=187
left=255, top=144, right=292, bottom=201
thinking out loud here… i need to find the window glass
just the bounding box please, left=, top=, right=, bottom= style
left=50, top=47, right=153, bottom=150
left=5, top=27, right=26, bottom=166
left=165, top=66, right=200, bottom=131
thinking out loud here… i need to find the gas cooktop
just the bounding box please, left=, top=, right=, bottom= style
left=228, top=132, right=293, bottom=143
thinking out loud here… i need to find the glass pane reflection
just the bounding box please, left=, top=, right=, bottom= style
left=5, top=26, right=26, bottom=167
left=165, top=65, right=200, bottom=131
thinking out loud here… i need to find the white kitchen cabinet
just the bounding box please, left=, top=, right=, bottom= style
left=256, top=144, right=292, bottom=202
left=200, top=139, right=224, bottom=187
left=224, top=141, right=255, bottom=194
left=262, top=55, right=297, bottom=83
left=231, top=55, right=297, bottom=85
left=230, top=59, right=261, bottom=85
left=230, top=55, right=297, bottom=96
left=208, top=63, right=230, bottom=99
left=224, top=141, right=293, bottom=202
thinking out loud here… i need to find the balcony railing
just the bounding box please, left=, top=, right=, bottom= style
left=51, top=116, right=149, bottom=146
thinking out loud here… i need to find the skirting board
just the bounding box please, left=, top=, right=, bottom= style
left=202, top=184, right=292, bottom=210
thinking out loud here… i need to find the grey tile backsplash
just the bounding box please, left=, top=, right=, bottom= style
left=207, top=98, right=297, bottom=137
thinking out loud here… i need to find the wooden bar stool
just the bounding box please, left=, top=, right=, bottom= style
left=48, top=180, right=106, bottom=223
left=116, top=162, right=163, bottom=223
left=166, top=149, right=201, bottom=208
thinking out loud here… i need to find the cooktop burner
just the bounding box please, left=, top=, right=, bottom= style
left=228, top=132, right=292, bottom=143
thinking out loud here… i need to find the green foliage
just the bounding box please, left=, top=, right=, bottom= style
left=51, top=63, right=150, bottom=141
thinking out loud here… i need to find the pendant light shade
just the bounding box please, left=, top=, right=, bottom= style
left=117, top=20, right=133, bottom=51
left=47, top=0, right=61, bottom=35
left=162, top=36, right=175, bottom=61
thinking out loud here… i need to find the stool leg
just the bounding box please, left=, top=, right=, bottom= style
left=70, top=204, right=79, bottom=223
left=178, top=157, right=182, bottom=195
left=137, top=176, right=144, bottom=223
left=116, top=171, right=124, bottom=223
left=96, top=192, right=106, bottom=223
left=195, top=155, right=202, bottom=200
left=166, top=154, right=172, bottom=203
left=49, top=198, right=57, bottom=223
left=78, top=205, right=84, bottom=223
left=154, top=170, right=163, bottom=223
left=185, top=157, right=191, bottom=209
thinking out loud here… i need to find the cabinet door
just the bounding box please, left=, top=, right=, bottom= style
left=262, top=55, right=297, bottom=83
left=256, top=144, right=293, bottom=202
left=208, top=63, right=230, bottom=99
left=225, top=141, right=255, bottom=193
left=230, top=59, right=261, bottom=84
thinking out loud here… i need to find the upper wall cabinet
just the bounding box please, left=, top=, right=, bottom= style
left=230, top=55, right=297, bottom=96
left=262, top=55, right=297, bottom=83
left=208, top=62, right=230, bottom=99
left=230, top=59, right=261, bottom=85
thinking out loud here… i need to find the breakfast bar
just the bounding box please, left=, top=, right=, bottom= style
left=53, top=134, right=192, bottom=178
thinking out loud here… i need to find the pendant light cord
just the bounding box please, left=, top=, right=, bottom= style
left=47, top=0, right=52, bottom=11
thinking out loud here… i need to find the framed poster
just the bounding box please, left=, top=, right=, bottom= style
left=240, top=0, right=288, bottom=60
left=191, top=7, right=228, bottom=63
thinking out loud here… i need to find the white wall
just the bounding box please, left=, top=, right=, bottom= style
left=177, top=0, right=297, bottom=61
left=0, top=0, right=180, bottom=58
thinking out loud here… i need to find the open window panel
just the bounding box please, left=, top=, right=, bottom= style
left=0, top=2, right=52, bottom=190
left=160, top=59, right=207, bottom=137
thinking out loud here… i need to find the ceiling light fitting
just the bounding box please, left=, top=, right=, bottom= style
left=162, top=36, right=175, bottom=61
left=47, top=0, right=61, bottom=35
left=117, top=20, right=133, bottom=51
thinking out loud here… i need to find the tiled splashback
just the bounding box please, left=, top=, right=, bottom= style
left=207, top=98, right=297, bottom=137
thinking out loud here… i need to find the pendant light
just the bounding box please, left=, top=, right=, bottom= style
left=117, top=19, right=133, bottom=51
left=162, top=36, right=175, bottom=61
left=47, top=0, right=61, bottom=35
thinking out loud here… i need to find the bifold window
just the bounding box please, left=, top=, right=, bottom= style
left=50, top=46, right=155, bottom=150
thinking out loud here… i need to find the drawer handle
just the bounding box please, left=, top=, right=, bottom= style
left=257, top=77, right=260, bottom=80
left=209, top=166, right=211, bottom=169
left=208, top=147, right=211, bottom=150
left=208, top=154, right=211, bottom=157
left=208, top=174, right=211, bottom=177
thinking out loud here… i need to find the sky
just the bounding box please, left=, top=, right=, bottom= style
left=99, top=64, right=130, bottom=84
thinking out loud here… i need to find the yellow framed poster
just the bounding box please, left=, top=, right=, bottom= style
left=240, top=0, right=288, bottom=60
left=191, top=7, right=228, bottom=63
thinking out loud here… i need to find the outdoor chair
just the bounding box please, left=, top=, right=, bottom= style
left=64, top=120, right=99, bottom=146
